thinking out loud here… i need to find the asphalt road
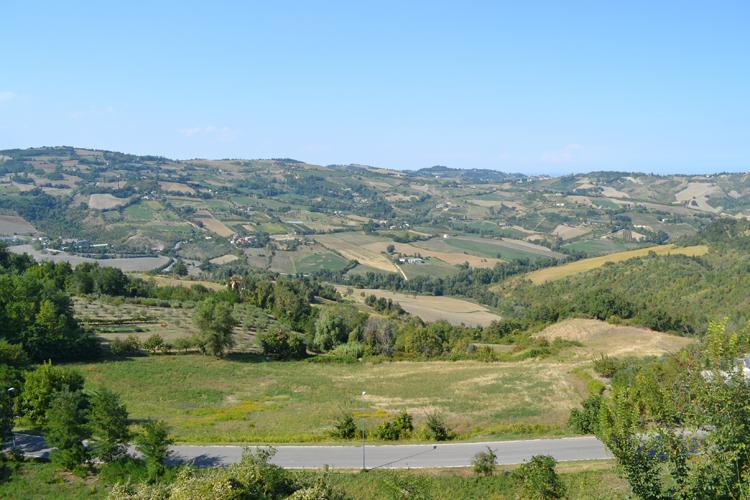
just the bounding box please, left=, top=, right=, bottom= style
left=12, top=433, right=610, bottom=469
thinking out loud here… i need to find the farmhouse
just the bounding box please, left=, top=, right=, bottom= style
left=398, top=257, right=424, bottom=264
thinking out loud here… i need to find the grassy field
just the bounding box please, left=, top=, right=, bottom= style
left=74, top=355, right=585, bottom=444
left=295, top=251, right=350, bottom=274
left=69, top=315, right=692, bottom=444
left=341, top=287, right=501, bottom=327
left=526, top=244, right=709, bottom=284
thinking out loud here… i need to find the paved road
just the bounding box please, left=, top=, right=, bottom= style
left=11, top=434, right=610, bottom=469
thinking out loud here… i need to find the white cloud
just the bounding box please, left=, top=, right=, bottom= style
left=540, top=144, right=583, bottom=164
left=0, top=91, right=16, bottom=104
left=179, top=126, right=235, bottom=142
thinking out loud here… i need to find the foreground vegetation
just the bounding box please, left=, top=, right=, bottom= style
left=0, top=457, right=630, bottom=499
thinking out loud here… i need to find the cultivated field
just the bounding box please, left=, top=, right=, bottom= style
left=526, top=244, right=709, bottom=284
left=8, top=245, right=170, bottom=271
left=87, top=193, right=129, bottom=210
left=424, top=235, right=564, bottom=262
left=0, top=214, right=36, bottom=234
left=674, top=182, right=721, bottom=212
left=552, top=224, right=590, bottom=240
left=341, top=287, right=501, bottom=326
left=362, top=240, right=504, bottom=269
left=209, top=253, right=239, bottom=265
left=195, top=217, right=235, bottom=237
left=315, top=233, right=398, bottom=273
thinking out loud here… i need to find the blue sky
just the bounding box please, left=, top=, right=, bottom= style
left=1, top=1, right=748, bottom=174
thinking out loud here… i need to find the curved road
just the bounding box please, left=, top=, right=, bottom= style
left=12, top=434, right=610, bottom=469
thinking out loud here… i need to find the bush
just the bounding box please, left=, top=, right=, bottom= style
left=327, top=341, right=364, bottom=361
left=472, top=447, right=497, bottom=476
left=512, top=455, right=566, bottom=499
left=331, top=412, right=357, bottom=440
left=568, top=394, right=602, bottom=434
left=376, top=411, right=413, bottom=440
left=143, top=334, right=166, bottom=354
left=422, top=412, right=452, bottom=441
left=173, top=337, right=195, bottom=353
left=110, top=335, right=141, bottom=357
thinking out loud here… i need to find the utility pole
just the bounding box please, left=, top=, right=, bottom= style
left=361, top=390, right=367, bottom=470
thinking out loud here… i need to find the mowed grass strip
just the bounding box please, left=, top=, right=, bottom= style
left=526, top=244, right=709, bottom=284
left=73, top=355, right=583, bottom=443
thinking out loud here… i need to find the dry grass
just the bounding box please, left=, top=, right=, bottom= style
left=526, top=244, right=709, bottom=284
left=87, top=193, right=129, bottom=210
left=159, top=181, right=195, bottom=194
left=536, top=318, right=695, bottom=359
left=674, top=182, right=721, bottom=213
left=195, top=217, right=235, bottom=237
left=341, top=287, right=501, bottom=326
left=210, top=253, right=239, bottom=265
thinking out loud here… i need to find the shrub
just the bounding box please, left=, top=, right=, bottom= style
left=568, top=394, right=602, bottom=434
left=331, top=412, right=357, bottom=440
left=376, top=411, right=413, bottom=440
left=512, top=455, right=566, bottom=499
left=472, top=447, right=497, bottom=476
left=110, top=335, right=141, bottom=357
left=328, top=341, right=364, bottom=360
left=422, top=412, right=452, bottom=441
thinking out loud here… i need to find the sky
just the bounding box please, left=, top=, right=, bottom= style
left=1, top=1, right=749, bottom=175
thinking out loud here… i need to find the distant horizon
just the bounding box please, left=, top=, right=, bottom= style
left=3, top=2, right=748, bottom=176
left=3, top=144, right=747, bottom=177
